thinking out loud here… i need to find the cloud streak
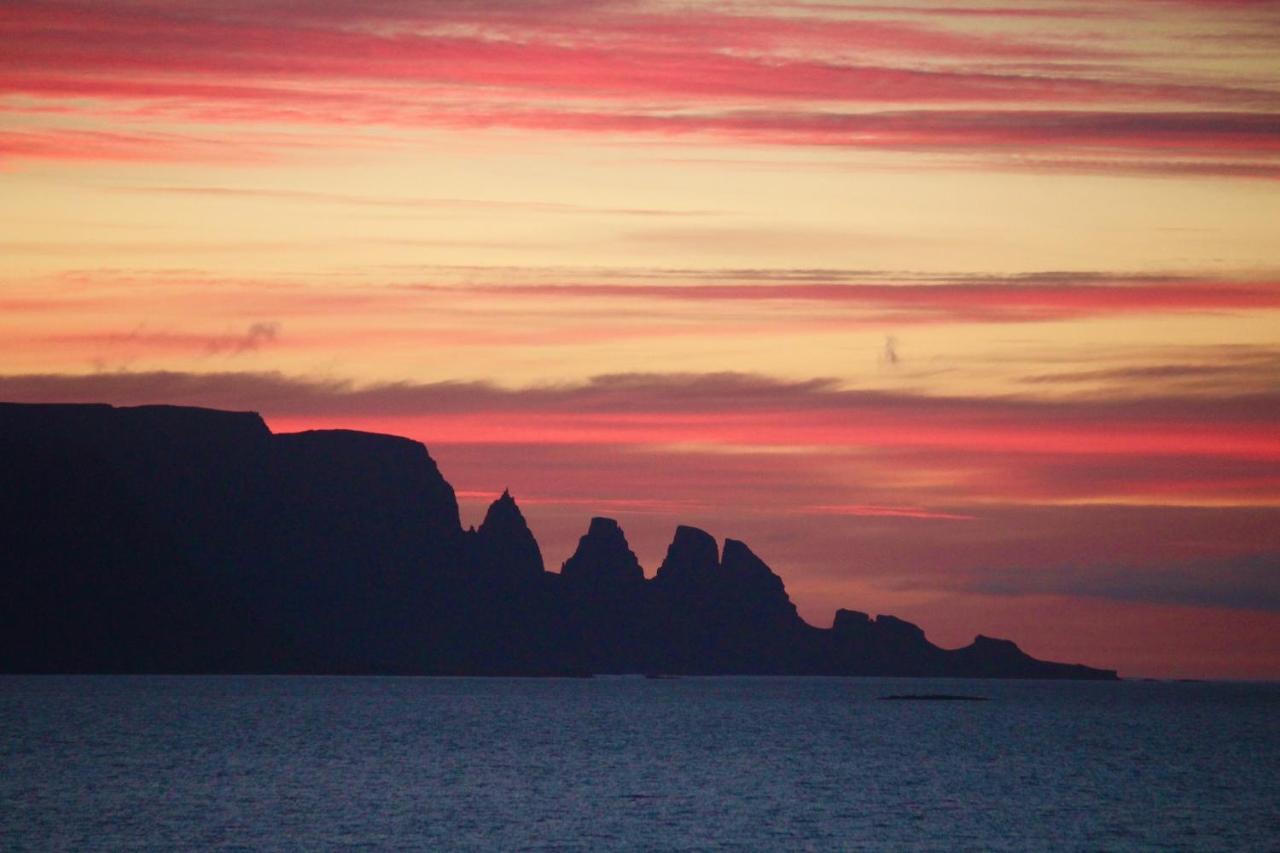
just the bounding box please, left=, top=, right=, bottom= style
left=2, top=369, right=1276, bottom=463
left=114, top=185, right=722, bottom=218
left=4, top=0, right=1278, bottom=177
left=429, top=274, right=1280, bottom=323
left=31, top=323, right=282, bottom=359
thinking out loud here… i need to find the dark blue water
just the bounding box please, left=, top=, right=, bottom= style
left=2, top=677, right=1277, bottom=850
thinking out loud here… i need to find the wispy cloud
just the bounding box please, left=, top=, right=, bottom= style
left=4, top=0, right=1277, bottom=177
left=113, top=185, right=722, bottom=217
left=804, top=503, right=977, bottom=520
left=429, top=273, right=1280, bottom=323
left=2, top=369, right=1276, bottom=463
left=0, top=129, right=276, bottom=165
left=36, top=322, right=282, bottom=358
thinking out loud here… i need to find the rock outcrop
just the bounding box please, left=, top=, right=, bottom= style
left=559, top=517, right=649, bottom=672
left=720, top=538, right=800, bottom=628
left=0, top=403, right=465, bottom=673
left=560, top=517, right=644, bottom=592
left=468, top=489, right=545, bottom=582
left=0, top=401, right=1119, bottom=679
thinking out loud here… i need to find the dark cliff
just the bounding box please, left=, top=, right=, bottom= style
left=466, top=489, right=544, bottom=582
left=0, top=403, right=465, bottom=672
left=0, top=402, right=1117, bottom=679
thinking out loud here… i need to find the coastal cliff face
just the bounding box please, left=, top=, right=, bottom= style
left=0, top=403, right=465, bottom=672
left=0, top=402, right=1117, bottom=679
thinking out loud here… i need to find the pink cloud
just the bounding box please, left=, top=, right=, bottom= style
left=803, top=504, right=977, bottom=520
left=426, top=108, right=1280, bottom=159
left=0, top=129, right=276, bottom=165
left=4, top=0, right=1279, bottom=174
left=438, top=276, right=1280, bottom=322
left=3, top=370, right=1276, bottom=466
left=21, top=269, right=1279, bottom=331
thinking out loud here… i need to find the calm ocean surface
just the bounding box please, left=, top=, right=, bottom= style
left=2, top=676, right=1277, bottom=851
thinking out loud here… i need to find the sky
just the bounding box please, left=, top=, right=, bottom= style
left=3, top=0, right=1279, bottom=678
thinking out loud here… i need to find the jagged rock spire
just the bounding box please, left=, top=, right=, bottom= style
left=720, top=537, right=798, bottom=623
left=654, top=525, right=719, bottom=585
left=470, top=489, right=544, bottom=580
left=721, top=539, right=782, bottom=587
left=478, top=489, right=522, bottom=533
left=560, top=517, right=644, bottom=590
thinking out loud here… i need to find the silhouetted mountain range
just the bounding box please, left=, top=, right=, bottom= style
left=0, top=402, right=1117, bottom=679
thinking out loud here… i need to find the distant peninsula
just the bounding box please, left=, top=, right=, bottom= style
left=0, top=402, right=1117, bottom=679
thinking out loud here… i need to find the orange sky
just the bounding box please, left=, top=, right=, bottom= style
left=3, top=0, right=1279, bottom=677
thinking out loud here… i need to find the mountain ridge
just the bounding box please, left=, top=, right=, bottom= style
left=0, top=401, right=1117, bottom=679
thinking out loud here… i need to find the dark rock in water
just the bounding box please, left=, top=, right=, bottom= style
left=880, top=694, right=989, bottom=702
left=0, top=400, right=1119, bottom=680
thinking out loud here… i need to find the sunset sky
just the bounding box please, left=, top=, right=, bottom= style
left=3, top=0, right=1279, bottom=678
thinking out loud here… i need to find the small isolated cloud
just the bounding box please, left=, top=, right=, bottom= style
left=880, top=336, right=900, bottom=366
left=207, top=322, right=281, bottom=355
left=41, top=322, right=284, bottom=358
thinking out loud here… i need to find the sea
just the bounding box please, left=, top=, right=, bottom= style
left=1, top=676, right=1276, bottom=851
